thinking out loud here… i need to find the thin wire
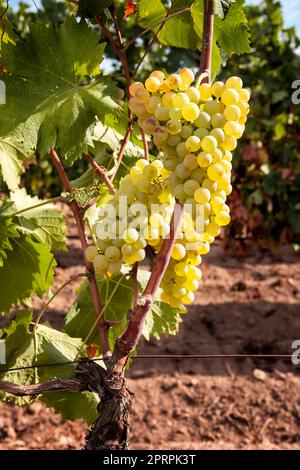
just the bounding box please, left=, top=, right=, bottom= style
left=0, top=354, right=293, bottom=374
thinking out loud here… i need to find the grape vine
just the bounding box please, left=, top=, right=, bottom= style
left=0, top=0, right=251, bottom=450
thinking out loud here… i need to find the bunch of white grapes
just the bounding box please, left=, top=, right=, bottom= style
left=86, top=68, right=250, bottom=308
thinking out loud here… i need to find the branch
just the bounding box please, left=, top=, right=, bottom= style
left=0, top=378, right=84, bottom=397
left=123, top=8, right=191, bottom=50
left=49, top=149, right=111, bottom=359
left=111, top=119, right=133, bottom=182
left=196, top=0, right=214, bottom=84
left=85, top=154, right=116, bottom=194
left=110, top=203, right=184, bottom=372
left=109, top=1, right=123, bottom=47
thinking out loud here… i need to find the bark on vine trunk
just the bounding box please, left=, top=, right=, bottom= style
left=77, top=361, right=132, bottom=450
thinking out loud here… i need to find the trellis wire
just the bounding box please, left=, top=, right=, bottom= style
left=0, top=354, right=293, bottom=374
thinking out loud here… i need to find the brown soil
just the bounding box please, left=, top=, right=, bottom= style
left=0, top=210, right=300, bottom=450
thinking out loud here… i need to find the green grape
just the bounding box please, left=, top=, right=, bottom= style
left=186, top=136, right=201, bottom=152
left=183, top=153, right=198, bottom=170
left=171, top=244, right=186, bottom=260
left=175, top=163, right=192, bottom=179
left=162, top=92, right=176, bottom=107
left=123, top=228, right=139, bottom=243
left=197, top=152, right=212, bottom=168
left=86, top=245, right=98, bottom=262
left=183, top=179, right=200, bottom=196
left=203, top=100, right=222, bottom=116
left=201, top=135, right=218, bottom=153
left=166, top=119, right=182, bottom=135
left=135, top=87, right=150, bottom=104
left=194, top=111, right=211, bottom=128
left=211, top=81, right=225, bottom=98
left=179, top=68, right=195, bottom=87
left=226, top=76, right=243, bottom=90
left=224, top=104, right=241, bottom=121
left=145, top=76, right=161, bottom=93
left=94, top=254, right=108, bottom=273
left=202, top=178, right=217, bottom=193
left=105, top=246, right=121, bottom=262
left=198, top=83, right=212, bottom=101
left=108, top=260, right=122, bottom=274
left=167, top=134, right=181, bottom=147
left=180, top=124, right=193, bottom=139
left=143, top=164, right=159, bottom=180
left=222, top=135, right=237, bottom=151
left=194, top=187, right=211, bottom=204
left=175, top=262, right=188, bottom=276
left=194, top=128, right=209, bottom=139
left=239, top=88, right=251, bottom=102
left=172, top=92, right=190, bottom=108
left=215, top=211, right=231, bottom=226
left=182, top=103, right=200, bottom=121
left=211, top=113, right=226, bottom=128
left=172, top=285, right=187, bottom=299
left=167, top=73, right=183, bottom=90
left=211, top=196, right=225, bottom=213
left=153, top=126, right=169, bottom=143
left=207, top=163, right=225, bottom=181
left=176, top=141, right=190, bottom=157
left=143, top=116, right=159, bottom=133
left=169, top=107, right=182, bottom=119
left=145, top=95, right=161, bottom=113
left=210, top=128, right=225, bottom=144
left=174, top=184, right=185, bottom=198
left=221, top=88, right=239, bottom=106
left=182, top=291, right=195, bottom=304
left=212, top=148, right=223, bottom=163
left=155, top=105, right=170, bottom=121
left=134, top=248, right=146, bottom=262
left=129, top=82, right=144, bottom=96
left=186, top=86, right=201, bottom=103
left=163, top=157, right=178, bottom=171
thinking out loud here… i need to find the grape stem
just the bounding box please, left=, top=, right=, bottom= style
left=85, top=153, right=116, bottom=194
left=196, top=0, right=214, bottom=84
left=110, top=203, right=184, bottom=372
left=96, top=14, right=148, bottom=177
left=49, top=148, right=111, bottom=359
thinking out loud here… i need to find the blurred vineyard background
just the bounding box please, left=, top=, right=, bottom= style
left=1, top=0, right=300, bottom=252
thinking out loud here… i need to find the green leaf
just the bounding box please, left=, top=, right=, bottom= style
left=158, top=14, right=200, bottom=49
left=0, top=235, right=56, bottom=313
left=0, top=216, right=19, bottom=267
left=0, top=17, right=119, bottom=162
left=65, top=274, right=133, bottom=350
left=0, top=311, right=97, bottom=422
left=214, top=0, right=251, bottom=55
left=41, top=391, right=98, bottom=425
left=0, top=137, right=32, bottom=191
left=0, top=15, right=18, bottom=49
left=138, top=271, right=186, bottom=341
left=137, top=0, right=167, bottom=28
left=10, top=189, right=67, bottom=251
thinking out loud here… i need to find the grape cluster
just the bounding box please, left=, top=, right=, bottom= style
left=87, top=68, right=250, bottom=308
left=86, top=159, right=174, bottom=276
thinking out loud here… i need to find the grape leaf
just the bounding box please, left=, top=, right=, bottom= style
left=214, top=0, right=251, bottom=55
left=0, top=311, right=98, bottom=422
left=0, top=15, right=18, bottom=49
left=41, top=391, right=98, bottom=425
left=158, top=15, right=200, bottom=49
left=0, top=235, right=56, bottom=313
left=0, top=216, right=19, bottom=267
left=137, top=0, right=167, bottom=28
left=0, top=17, right=119, bottom=163
left=65, top=274, right=133, bottom=350
left=10, top=189, right=67, bottom=252
left=0, top=137, right=33, bottom=191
